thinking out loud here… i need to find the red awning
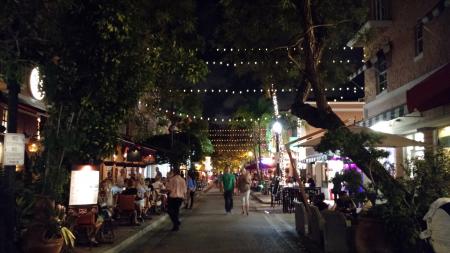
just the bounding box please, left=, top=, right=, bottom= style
left=407, top=63, right=450, bottom=112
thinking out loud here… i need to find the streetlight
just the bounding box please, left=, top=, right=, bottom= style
left=272, top=121, right=282, bottom=176
left=271, top=121, right=283, bottom=207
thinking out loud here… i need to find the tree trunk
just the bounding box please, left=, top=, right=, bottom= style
left=291, top=0, right=410, bottom=202
left=0, top=79, right=20, bottom=253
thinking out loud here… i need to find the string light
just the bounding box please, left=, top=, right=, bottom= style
left=215, top=149, right=253, bottom=152
left=157, top=108, right=279, bottom=123
left=208, top=47, right=356, bottom=52
left=211, top=139, right=254, bottom=142
left=204, top=60, right=355, bottom=67
left=213, top=144, right=257, bottom=147
left=167, top=87, right=363, bottom=95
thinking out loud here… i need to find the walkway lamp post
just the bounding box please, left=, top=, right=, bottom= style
left=272, top=121, right=282, bottom=176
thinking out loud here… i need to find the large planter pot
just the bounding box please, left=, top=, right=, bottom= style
left=22, top=227, right=64, bottom=253
left=22, top=236, right=64, bottom=253
left=354, top=217, right=392, bottom=253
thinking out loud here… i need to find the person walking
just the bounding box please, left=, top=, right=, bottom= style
left=165, top=168, right=186, bottom=231
left=221, top=166, right=236, bottom=214
left=184, top=170, right=197, bottom=209
left=238, top=168, right=252, bottom=215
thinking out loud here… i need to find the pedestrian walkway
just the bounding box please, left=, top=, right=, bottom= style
left=251, top=191, right=272, bottom=204
left=73, top=183, right=215, bottom=253
left=123, top=188, right=318, bottom=253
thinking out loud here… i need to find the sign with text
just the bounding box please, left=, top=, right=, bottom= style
left=3, top=133, right=25, bottom=166
left=69, top=165, right=99, bottom=206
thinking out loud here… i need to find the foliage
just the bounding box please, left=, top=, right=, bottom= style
left=0, top=0, right=209, bottom=201
left=366, top=149, right=450, bottom=252
left=43, top=204, right=76, bottom=248
left=144, top=132, right=205, bottom=168
left=212, top=151, right=248, bottom=172
left=331, top=169, right=362, bottom=195
left=318, top=128, right=450, bottom=252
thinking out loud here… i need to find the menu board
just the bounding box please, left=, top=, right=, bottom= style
left=69, top=168, right=99, bottom=206
left=3, top=133, right=25, bottom=166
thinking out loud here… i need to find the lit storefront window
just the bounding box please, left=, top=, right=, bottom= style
left=438, top=126, right=450, bottom=151
left=406, top=132, right=425, bottom=177
left=378, top=147, right=396, bottom=176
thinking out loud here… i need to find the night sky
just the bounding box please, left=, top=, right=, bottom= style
left=194, top=0, right=364, bottom=120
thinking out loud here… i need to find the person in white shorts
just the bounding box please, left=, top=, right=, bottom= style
left=238, top=168, right=252, bottom=215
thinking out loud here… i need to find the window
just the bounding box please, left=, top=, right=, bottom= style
left=373, top=0, right=390, bottom=20
left=375, top=53, right=388, bottom=94
left=406, top=132, right=425, bottom=177
left=415, top=22, right=423, bottom=56
left=438, top=126, right=450, bottom=150
left=1, top=108, right=7, bottom=132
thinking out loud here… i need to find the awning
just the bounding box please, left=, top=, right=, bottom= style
left=245, top=161, right=276, bottom=171
left=104, top=161, right=153, bottom=168
left=357, top=104, right=408, bottom=128
left=407, top=63, right=450, bottom=112
left=295, top=125, right=425, bottom=148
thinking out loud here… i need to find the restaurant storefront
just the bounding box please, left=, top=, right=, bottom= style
left=100, top=138, right=157, bottom=182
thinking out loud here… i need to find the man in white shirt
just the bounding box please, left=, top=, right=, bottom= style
left=165, top=168, right=186, bottom=231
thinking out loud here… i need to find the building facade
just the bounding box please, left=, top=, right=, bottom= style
left=348, top=0, right=450, bottom=176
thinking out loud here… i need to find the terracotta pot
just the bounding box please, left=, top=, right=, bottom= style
left=22, top=227, right=64, bottom=253
left=354, top=217, right=392, bottom=253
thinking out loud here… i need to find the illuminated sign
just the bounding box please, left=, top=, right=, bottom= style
left=29, top=67, right=45, bottom=100
left=69, top=165, right=99, bottom=206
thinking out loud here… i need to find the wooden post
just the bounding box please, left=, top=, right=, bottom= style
left=0, top=79, right=20, bottom=253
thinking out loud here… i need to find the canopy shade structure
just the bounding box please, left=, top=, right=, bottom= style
left=407, top=63, right=450, bottom=113
left=294, top=125, right=425, bottom=148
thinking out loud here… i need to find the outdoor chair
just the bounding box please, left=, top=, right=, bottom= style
left=307, top=205, right=325, bottom=245
left=322, top=210, right=350, bottom=253
left=74, top=211, right=102, bottom=248
left=294, top=200, right=309, bottom=236
left=115, top=194, right=138, bottom=225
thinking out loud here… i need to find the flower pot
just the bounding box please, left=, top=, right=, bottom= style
left=354, top=217, right=392, bottom=253
left=22, top=227, right=64, bottom=253
left=23, top=237, right=64, bottom=253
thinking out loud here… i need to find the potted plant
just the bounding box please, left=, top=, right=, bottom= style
left=21, top=196, right=75, bottom=253
left=316, top=130, right=450, bottom=252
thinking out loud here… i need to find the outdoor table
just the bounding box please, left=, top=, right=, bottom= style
left=282, top=187, right=301, bottom=213
left=305, top=187, right=321, bottom=202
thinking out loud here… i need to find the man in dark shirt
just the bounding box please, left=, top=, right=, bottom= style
left=335, top=191, right=356, bottom=217
left=313, top=193, right=329, bottom=211
left=122, top=179, right=138, bottom=195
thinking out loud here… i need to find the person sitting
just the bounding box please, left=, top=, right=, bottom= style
left=313, top=193, right=329, bottom=211
left=334, top=191, right=357, bottom=217
left=307, top=177, right=316, bottom=188
left=136, top=178, right=151, bottom=219
left=120, top=179, right=141, bottom=225
left=116, top=168, right=127, bottom=188
left=152, top=175, right=165, bottom=193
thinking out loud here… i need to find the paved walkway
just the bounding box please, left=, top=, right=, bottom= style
left=122, top=188, right=317, bottom=253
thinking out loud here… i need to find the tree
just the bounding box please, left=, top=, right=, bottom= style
left=217, top=0, right=409, bottom=204
left=35, top=0, right=208, bottom=198
left=144, top=132, right=205, bottom=169
left=0, top=0, right=208, bottom=250
left=230, top=97, right=273, bottom=178
left=0, top=1, right=55, bottom=251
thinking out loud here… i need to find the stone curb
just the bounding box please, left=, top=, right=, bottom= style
left=102, top=215, right=169, bottom=253
left=250, top=191, right=271, bottom=204
left=101, top=186, right=213, bottom=253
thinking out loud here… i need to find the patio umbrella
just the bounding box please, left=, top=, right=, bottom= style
left=295, top=125, right=425, bottom=148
